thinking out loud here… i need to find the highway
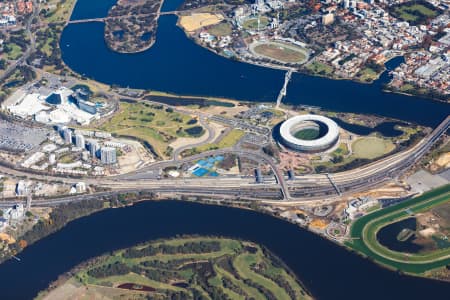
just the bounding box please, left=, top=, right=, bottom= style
left=0, top=0, right=445, bottom=211
left=0, top=112, right=448, bottom=205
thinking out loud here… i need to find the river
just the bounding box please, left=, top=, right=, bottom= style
left=0, top=201, right=449, bottom=299
left=2, top=1, right=448, bottom=299
left=61, top=0, right=449, bottom=128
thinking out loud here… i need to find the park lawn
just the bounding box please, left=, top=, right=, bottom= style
left=352, top=136, right=395, bottom=159
left=306, top=61, right=333, bottom=76
left=215, top=265, right=266, bottom=300
left=333, top=143, right=349, bottom=156
left=100, top=101, right=204, bottom=157
left=45, top=0, right=78, bottom=23
left=87, top=272, right=184, bottom=291
left=134, top=247, right=233, bottom=264
left=38, top=34, right=55, bottom=56
left=390, top=2, right=439, bottom=24
left=260, top=259, right=309, bottom=300
left=253, top=42, right=306, bottom=63
left=123, top=238, right=242, bottom=264
left=5, top=43, right=23, bottom=60
left=396, top=4, right=437, bottom=20
left=58, top=154, right=75, bottom=163
left=46, top=236, right=311, bottom=300
left=193, top=129, right=245, bottom=153
left=357, top=67, right=379, bottom=82
left=208, top=269, right=245, bottom=300
left=150, top=236, right=240, bottom=249
left=243, top=17, right=269, bottom=30
left=207, top=22, right=232, bottom=36
left=399, top=83, right=415, bottom=92
left=347, top=185, right=450, bottom=274
left=233, top=252, right=291, bottom=300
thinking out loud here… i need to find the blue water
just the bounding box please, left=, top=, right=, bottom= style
left=197, top=159, right=207, bottom=166
left=377, top=218, right=423, bottom=253
left=161, top=0, right=185, bottom=12
left=0, top=201, right=449, bottom=300
left=61, top=2, right=449, bottom=127
left=61, top=17, right=282, bottom=102
left=10, top=1, right=447, bottom=298
left=193, top=168, right=208, bottom=176
left=70, top=0, right=117, bottom=20
left=332, top=119, right=405, bottom=137
left=140, top=32, right=152, bottom=41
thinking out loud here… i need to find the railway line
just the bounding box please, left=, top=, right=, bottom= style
left=0, top=116, right=448, bottom=206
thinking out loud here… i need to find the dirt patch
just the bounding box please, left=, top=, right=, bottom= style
left=179, top=13, right=224, bottom=32
left=310, top=219, right=329, bottom=229
left=435, top=152, right=450, bottom=168
left=0, top=233, right=16, bottom=244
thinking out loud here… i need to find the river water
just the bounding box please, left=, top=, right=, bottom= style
left=61, top=0, right=449, bottom=127
left=0, top=201, right=449, bottom=299
left=1, top=1, right=448, bottom=299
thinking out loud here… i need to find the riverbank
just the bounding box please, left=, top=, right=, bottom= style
left=60, top=15, right=450, bottom=127
left=1, top=199, right=450, bottom=300
left=347, top=185, right=450, bottom=277
left=0, top=191, right=159, bottom=264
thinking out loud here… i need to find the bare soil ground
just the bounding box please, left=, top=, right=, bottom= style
left=179, top=13, right=224, bottom=32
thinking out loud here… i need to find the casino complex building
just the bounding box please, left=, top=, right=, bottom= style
left=279, top=114, right=339, bottom=152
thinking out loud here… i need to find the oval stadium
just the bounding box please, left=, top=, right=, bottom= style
left=279, top=114, right=339, bottom=152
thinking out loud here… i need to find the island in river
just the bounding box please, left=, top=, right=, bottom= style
left=37, top=236, right=313, bottom=300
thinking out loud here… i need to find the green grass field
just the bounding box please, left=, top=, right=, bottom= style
left=305, top=61, right=333, bottom=76
left=40, top=236, right=312, bottom=300
left=389, top=1, right=439, bottom=24
left=4, top=44, right=23, bottom=60
left=242, top=17, right=269, bottom=30
left=333, top=143, right=349, bottom=156
left=294, top=128, right=320, bottom=140
left=99, top=101, right=204, bottom=158
left=352, top=137, right=395, bottom=159
left=347, top=185, right=450, bottom=274
left=44, top=0, right=78, bottom=23
left=357, top=67, right=379, bottom=82
left=253, top=42, right=307, bottom=63
left=207, top=22, right=232, bottom=36
left=182, top=129, right=244, bottom=156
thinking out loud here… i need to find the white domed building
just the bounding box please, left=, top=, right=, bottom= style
left=279, top=114, right=339, bottom=152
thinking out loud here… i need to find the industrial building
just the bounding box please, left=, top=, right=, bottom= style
left=279, top=114, right=339, bottom=152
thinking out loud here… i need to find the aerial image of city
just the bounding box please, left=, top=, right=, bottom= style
left=0, top=0, right=449, bottom=299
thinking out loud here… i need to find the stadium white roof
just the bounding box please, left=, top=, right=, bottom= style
left=280, top=114, right=339, bottom=149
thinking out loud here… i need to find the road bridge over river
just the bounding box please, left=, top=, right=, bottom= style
left=67, top=11, right=179, bottom=25
left=276, top=69, right=293, bottom=108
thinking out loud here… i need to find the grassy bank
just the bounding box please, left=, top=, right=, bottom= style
left=38, top=236, right=312, bottom=300
left=99, top=101, right=205, bottom=158
left=347, top=185, right=450, bottom=274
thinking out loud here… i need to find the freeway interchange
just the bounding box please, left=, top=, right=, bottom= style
left=0, top=115, right=448, bottom=208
